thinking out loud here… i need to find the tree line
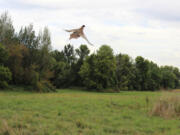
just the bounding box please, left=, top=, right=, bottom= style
left=0, top=12, right=180, bottom=92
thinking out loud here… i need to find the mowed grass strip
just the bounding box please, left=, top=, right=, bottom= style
left=0, top=89, right=179, bottom=135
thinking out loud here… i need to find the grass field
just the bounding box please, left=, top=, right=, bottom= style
left=0, top=89, right=180, bottom=135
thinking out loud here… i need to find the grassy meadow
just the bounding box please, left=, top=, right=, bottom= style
left=0, top=89, right=180, bottom=135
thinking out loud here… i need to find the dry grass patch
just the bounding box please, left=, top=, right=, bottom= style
left=0, top=120, right=24, bottom=135
left=171, top=89, right=180, bottom=92
left=150, top=93, right=180, bottom=119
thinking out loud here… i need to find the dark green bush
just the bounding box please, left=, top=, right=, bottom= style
left=0, top=43, right=8, bottom=63
left=34, top=80, right=56, bottom=92
left=0, top=65, right=12, bottom=89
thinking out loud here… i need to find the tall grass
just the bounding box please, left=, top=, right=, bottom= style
left=0, top=120, right=24, bottom=135
left=150, top=93, right=180, bottom=118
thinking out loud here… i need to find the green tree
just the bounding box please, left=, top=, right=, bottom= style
left=0, top=66, right=12, bottom=89
left=172, top=67, right=180, bottom=88
left=51, top=50, right=65, bottom=62
left=147, top=62, right=161, bottom=90
left=18, top=24, right=39, bottom=49
left=18, top=24, right=40, bottom=68
left=0, top=43, right=8, bottom=64
left=6, top=44, right=28, bottom=84
left=160, top=66, right=179, bottom=89
left=79, top=54, right=98, bottom=89
left=63, top=44, right=76, bottom=66
left=73, top=45, right=90, bottom=86
left=38, top=27, right=54, bottom=80
left=0, top=12, right=16, bottom=46
left=116, top=54, right=135, bottom=90
left=0, top=43, right=12, bottom=89
left=51, top=44, right=77, bottom=88
left=135, top=56, right=150, bottom=90
left=51, top=61, right=71, bottom=88
left=79, top=45, right=117, bottom=91
left=76, top=45, right=90, bottom=61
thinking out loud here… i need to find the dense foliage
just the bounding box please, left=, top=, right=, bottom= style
left=79, top=45, right=117, bottom=90
left=0, top=12, right=180, bottom=92
left=0, top=43, right=12, bottom=88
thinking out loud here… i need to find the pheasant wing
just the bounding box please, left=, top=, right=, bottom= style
left=64, top=28, right=78, bottom=32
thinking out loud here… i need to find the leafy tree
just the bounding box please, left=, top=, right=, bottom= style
left=0, top=43, right=12, bottom=89
left=134, top=57, right=162, bottom=91
left=172, top=67, right=180, bottom=88
left=38, top=27, right=54, bottom=80
left=18, top=24, right=39, bottom=49
left=18, top=24, right=40, bottom=67
left=79, top=45, right=117, bottom=90
left=96, top=45, right=117, bottom=89
left=0, top=65, right=12, bottom=89
left=135, top=56, right=150, bottom=90
left=6, top=44, right=28, bottom=84
left=0, top=12, right=16, bottom=46
left=63, top=44, right=76, bottom=66
left=51, top=45, right=77, bottom=88
left=79, top=54, right=98, bottom=89
left=116, top=54, right=135, bottom=90
left=76, top=45, right=90, bottom=61
left=146, top=62, right=161, bottom=90
left=73, top=45, right=90, bottom=86
left=0, top=43, right=8, bottom=64
left=51, top=50, right=65, bottom=62
left=160, top=66, right=179, bottom=89
left=51, top=61, right=71, bottom=88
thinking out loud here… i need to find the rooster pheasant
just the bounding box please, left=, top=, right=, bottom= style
left=65, top=25, right=93, bottom=46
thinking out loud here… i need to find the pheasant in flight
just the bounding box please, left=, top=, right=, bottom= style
left=65, top=25, right=93, bottom=46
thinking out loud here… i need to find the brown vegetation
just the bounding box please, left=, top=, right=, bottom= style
left=150, top=93, right=180, bottom=118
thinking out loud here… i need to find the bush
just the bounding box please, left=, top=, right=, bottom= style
left=23, top=65, right=39, bottom=85
left=0, top=43, right=8, bottom=63
left=0, top=65, right=12, bottom=89
left=34, top=80, right=56, bottom=92
left=150, top=94, right=180, bottom=118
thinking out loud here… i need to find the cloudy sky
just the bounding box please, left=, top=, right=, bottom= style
left=1, top=0, right=180, bottom=68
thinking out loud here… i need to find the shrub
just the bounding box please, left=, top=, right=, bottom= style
left=0, top=43, right=8, bottom=64
left=150, top=94, right=180, bottom=118
left=0, top=66, right=12, bottom=89
left=34, top=80, right=56, bottom=92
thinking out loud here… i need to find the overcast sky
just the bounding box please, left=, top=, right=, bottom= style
left=1, top=0, right=180, bottom=68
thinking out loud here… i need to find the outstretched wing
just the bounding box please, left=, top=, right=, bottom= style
left=80, top=33, right=94, bottom=46
left=64, top=28, right=78, bottom=32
